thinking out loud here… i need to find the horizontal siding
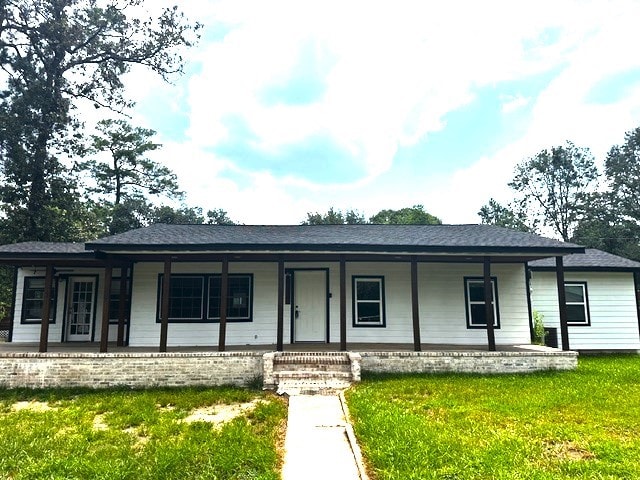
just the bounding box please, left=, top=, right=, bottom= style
left=530, top=271, right=640, bottom=350
left=12, top=261, right=531, bottom=348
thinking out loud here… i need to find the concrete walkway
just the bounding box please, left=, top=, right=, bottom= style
left=281, top=394, right=367, bottom=480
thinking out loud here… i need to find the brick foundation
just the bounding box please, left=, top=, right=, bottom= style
left=0, top=352, right=263, bottom=389
left=360, top=350, right=578, bottom=374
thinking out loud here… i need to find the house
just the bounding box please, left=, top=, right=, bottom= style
left=529, top=249, right=640, bottom=352
left=0, top=224, right=585, bottom=353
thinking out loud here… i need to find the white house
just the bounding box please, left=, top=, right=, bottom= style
left=0, top=224, right=586, bottom=353
left=529, top=249, right=640, bottom=352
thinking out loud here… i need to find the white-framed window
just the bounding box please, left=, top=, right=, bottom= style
left=352, top=276, right=385, bottom=327
left=464, top=277, right=500, bottom=329
left=565, top=282, right=590, bottom=326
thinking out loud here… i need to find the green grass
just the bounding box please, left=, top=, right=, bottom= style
left=346, top=356, right=640, bottom=480
left=0, top=386, right=287, bottom=480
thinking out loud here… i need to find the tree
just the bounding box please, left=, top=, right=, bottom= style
left=605, top=126, right=640, bottom=222
left=302, top=207, right=366, bottom=225
left=206, top=208, right=237, bottom=225
left=508, top=141, right=598, bottom=241
left=84, top=119, right=182, bottom=205
left=571, top=193, right=640, bottom=260
left=369, top=205, right=442, bottom=225
left=0, top=0, right=199, bottom=241
left=477, top=198, right=533, bottom=232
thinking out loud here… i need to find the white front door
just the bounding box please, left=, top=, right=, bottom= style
left=66, top=277, right=96, bottom=341
left=293, top=270, right=327, bottom=342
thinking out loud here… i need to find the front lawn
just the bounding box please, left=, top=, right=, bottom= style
left=0, top=386, right=287, bottom=480
left=346, top=356, right=640, bottom=480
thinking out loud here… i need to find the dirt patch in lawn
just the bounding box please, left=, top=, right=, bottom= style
left=182, top=399, right=264, bottom=427
left=544, top=441, right=596, bottom=461
left=12, top=401, right=56, bottom=412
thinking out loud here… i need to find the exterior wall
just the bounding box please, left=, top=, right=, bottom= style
left=0, top=352, right=263, bottom=388
left=360, top=350, right=578, bottom=373
left=11, top=267, right=122, bottom=344
left=530, top=271, right=640, bottom=350
left=11, top=261, right=531, bottom=347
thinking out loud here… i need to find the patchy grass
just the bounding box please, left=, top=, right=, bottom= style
left=0, top=386, right=287, bottom=480
left=346, top=355, right=640, bottom=480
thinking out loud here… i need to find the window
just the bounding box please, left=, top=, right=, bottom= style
left=352, top=276, right=385, bottom=327
left=565, top=282, right=590, bottom=326
left=207, top=275, right=253, bottom=321
left=157, top=273, right=253, bottom=323
left=108, top=278, right=130, bottom=323
left=464, top=277, right=500, bottom=329
left=158, top=275, right=204, bottom=321
left=21, top=277, right=56, bottom=324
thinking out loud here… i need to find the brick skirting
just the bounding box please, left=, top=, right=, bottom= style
left=359, top=350, right=578, bottom=374
left=0, top=352, right=264, bottom=389
left=0, top=349, right=577, bottom=389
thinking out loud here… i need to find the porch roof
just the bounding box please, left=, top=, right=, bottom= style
left=529, top=248, right=640, bottom=272
left=84, top=224, right=584, bottom=256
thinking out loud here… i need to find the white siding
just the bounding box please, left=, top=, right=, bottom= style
left=11, top=261, right=532, bottom=347
left=127, top=261, right=531, bottom=347
left=530, top=271, right=640, bottom=350
left=11, top=267, right=120, bottom=344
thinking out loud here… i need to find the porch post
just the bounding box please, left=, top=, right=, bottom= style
left=38, top=264, right=54, bottom=353
left=339, top=255, right=347, bottom=351
left=218, top=256, right=229, bottom=352
left=116, top=266, right=128, bottom=347
left=159, top=257, right=171, bottom=352
left=99, top=264, right=113, bottom=353
left=411, top=256, right=422, bottom=351
left=556, top=256, right=570, bottom=350
left=483, top=256, right=496, bottom=351
left=276, top=256, right=284, bottom=351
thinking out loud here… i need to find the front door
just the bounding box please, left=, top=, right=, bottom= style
left=66, top=277, right=96, bottom=341
left=293, top=270, right=327, bottom=342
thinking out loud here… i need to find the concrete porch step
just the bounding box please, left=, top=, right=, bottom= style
left=274, top=370, right=352, bottom=381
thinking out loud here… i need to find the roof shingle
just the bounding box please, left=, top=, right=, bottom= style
left=529, top=248, right=640, bottom=270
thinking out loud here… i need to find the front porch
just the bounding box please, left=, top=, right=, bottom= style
left=0, top=342, right=578, bottom=390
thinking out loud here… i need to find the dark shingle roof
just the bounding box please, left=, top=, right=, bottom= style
left=529, top=248, right=640, bottom=271
left=0, top=242, right=89, bottom=254
left=85, top=223, right=583, bottom=254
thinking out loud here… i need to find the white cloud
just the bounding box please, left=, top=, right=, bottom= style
left=120, top=0, right=640, bottom=225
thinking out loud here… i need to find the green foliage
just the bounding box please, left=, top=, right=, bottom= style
left=0, top=387, right=286, bottom=479
left=369, top=205, right=442, bottom=225
left=478, top=198, right=533, bottom=232
left=606, top=126, right=640, bottom=222
left=205, top=208, right=238, bottom=225
left=532, top=310, right=546, bottom=345
left=509, top=141, right=598, bottom=241
left=0, top=0, right=199, bottom=242
left=83, top=119, right=182, bottom=206
left=347, top=356, right=640, bottom=480
left=302, top=207, right=366, bottom=225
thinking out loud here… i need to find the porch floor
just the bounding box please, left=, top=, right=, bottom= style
left=0, top=342, right=559, bottom=354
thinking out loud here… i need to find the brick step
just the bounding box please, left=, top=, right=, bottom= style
left=273, top=363, right=352, bottom=373
left=273, top=355, right=350, bottom=365
left=274, top=370, right=353, bottom=381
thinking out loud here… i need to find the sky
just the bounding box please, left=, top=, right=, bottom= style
left=118, top=0, right=640, bottom=225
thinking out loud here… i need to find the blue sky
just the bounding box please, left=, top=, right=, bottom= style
left=121, top=0, right=640, bottom=226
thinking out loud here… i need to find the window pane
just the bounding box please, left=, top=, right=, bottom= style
left=567, top=304, right=586, bottom=324
left=208, top=275, right=251, bottom=319
left=357, top=302, right=380, bottom=323
left=167, top=277, right=203, bottom=319
left=357, top=280, right=380, bottom=301
left=565, top=285, right=584, bottom=303
left=470, top=304, right=487, bottom=325
left=468, top=282, right=485, bottom=302
left=109, top=279, right=130, bottom=320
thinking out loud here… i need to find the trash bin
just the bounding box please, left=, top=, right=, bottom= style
left=544, top=327, right=558, bottom=348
